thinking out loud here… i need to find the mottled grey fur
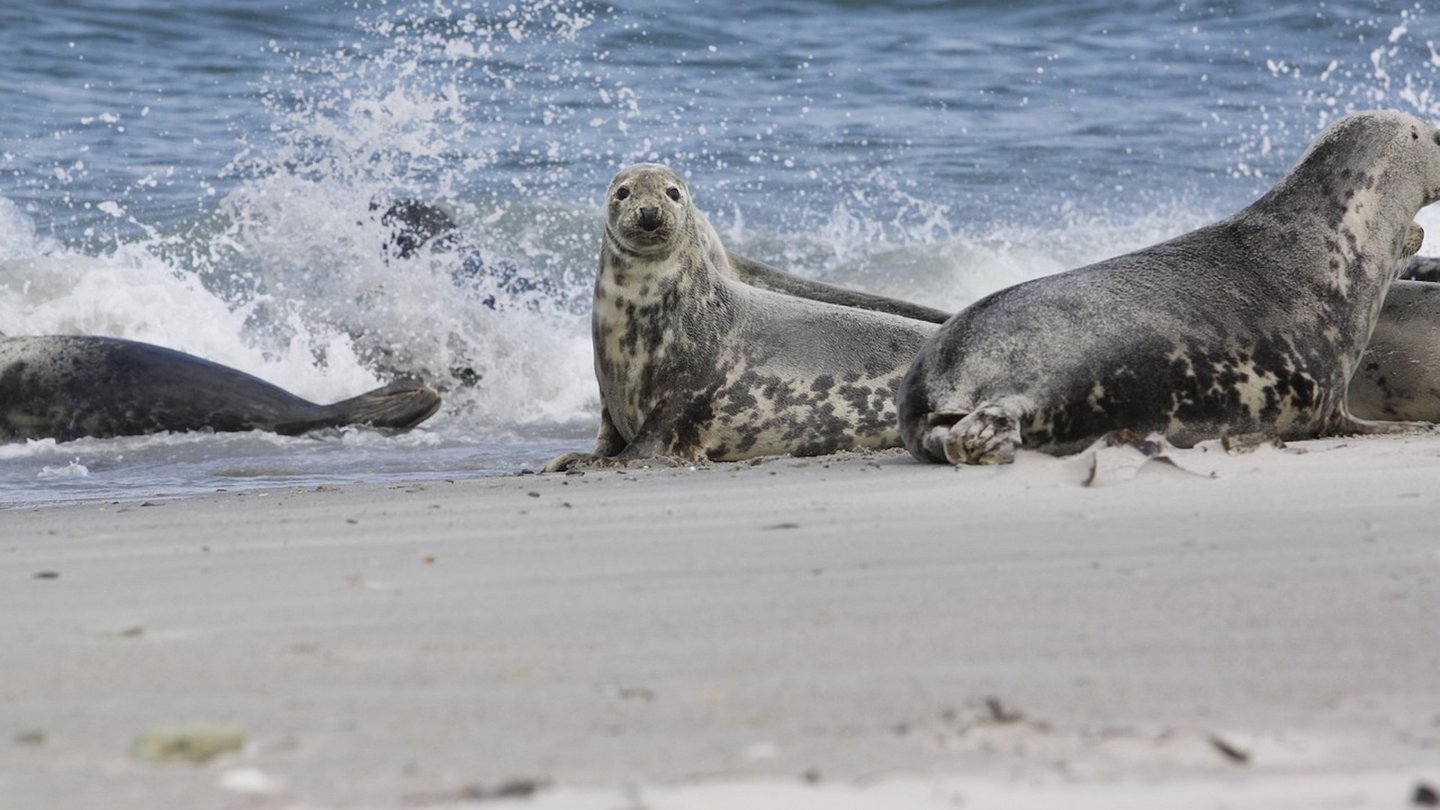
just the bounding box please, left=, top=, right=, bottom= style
left=546, top=163, right=937, bottom=469
left=724, top=240, right=1440, bottom=427
left=730, top=244, right=1440, bottom=427
left=0, top=335, right=441, bottom=443
left=898, top=111, right=1440, bottom=464
left=1351, top=279, right=1440, bottom=421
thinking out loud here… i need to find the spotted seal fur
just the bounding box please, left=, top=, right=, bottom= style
left=727, top=240, right=1440, bottom=426
left=0, top=335, right=442, bottom=442
left=897, top=110, right=1440, bottom=464
left=545, top=163, right=938, bottom=469
left=1350, top=278, right=1440, bottom=421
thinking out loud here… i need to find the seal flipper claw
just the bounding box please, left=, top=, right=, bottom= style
left=950, top=402, right=1022, bottom=465
left=918, top=411, right=964, bottom=464
left=545, top=451, right=600, bottom=473
left=543, top=451, right=684, bottom=472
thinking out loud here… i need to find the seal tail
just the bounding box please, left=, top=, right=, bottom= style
left=278, top=381, right=443, bottom=434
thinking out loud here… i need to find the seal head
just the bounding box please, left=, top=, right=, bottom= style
left=605, top=164, right=693, bottom=260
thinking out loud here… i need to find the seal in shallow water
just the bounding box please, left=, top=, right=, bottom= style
left=545, top=163, right=938, bottom=470
left=896, top=110, right=1440, bottom=464
left=0, top=335, right=442, bottom=442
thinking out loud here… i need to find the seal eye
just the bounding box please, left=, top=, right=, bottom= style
left=615, top=187, right=630, bottom=201
left=666, top=187, right=681, bottom=202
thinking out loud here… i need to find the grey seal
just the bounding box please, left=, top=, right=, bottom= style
left=546, top=163, right=938, bottom=469
left=1350, top=278, right=1440, bottom=421
left=897, top=110, right=1440, bottom=464
left=730, top=244, right=1440, bottom=427
left=0, top=335, right=442, bottom=443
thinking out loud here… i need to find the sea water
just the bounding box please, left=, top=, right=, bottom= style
left=1, top=0, right=1438, bottom=506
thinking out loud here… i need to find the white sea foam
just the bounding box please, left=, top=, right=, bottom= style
left=38, top=460, right=89, bottom=479
left=4, top=0, right=1440, bottom=506
left=0, top=242, right=382, bottom=405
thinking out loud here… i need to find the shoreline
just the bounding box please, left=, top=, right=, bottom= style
left=3, top=436, right=1438, bottom=808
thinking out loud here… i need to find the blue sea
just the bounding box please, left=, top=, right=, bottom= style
left=2, top=0, right=1438, bottom=506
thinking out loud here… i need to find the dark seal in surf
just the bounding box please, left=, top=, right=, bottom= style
left=0, top=335, right=441, bottom=442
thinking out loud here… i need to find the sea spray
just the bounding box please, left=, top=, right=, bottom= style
left=3, top=0, right=1440, bottom=505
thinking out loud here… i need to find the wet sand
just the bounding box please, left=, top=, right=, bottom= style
left=2, top=436, right=1438, bottom=808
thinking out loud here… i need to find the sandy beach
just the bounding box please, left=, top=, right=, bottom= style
left=3, top=434, right=1439, bottom=809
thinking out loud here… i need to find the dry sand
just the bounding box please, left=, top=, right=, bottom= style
left=2, top=434, right=1439, bottom=809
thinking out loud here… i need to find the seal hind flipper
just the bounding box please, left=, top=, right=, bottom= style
left=725, top=250, right=951, bottom=324
left=276, top=380, right=442, bottom=434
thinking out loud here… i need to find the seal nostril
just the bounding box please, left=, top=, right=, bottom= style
left=638, top=207, right=662, bottom=231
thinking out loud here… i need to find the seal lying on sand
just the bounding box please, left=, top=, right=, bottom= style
left=897, top=110, right=1440, bottom=464
left=1350, top=278, right=1440, bottom=421
left=545, top=163, right=938, bottom=470
left=0, top=335, right=441, bottom=443
left=729, top=242, right=1440, bottom=426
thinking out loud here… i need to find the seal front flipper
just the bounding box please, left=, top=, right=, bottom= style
left=549, top=404, right=697, bottom=471
left=592, top=402, right=697, bottom=467
left=543, top=450, right=685, bottom=472
left=544, top=405, right=632, bottom=472
left=592, top=404, right=628, bottom=456
left=542, top=410, right=687, bottom=471
left=543, top=451, right=597, bottom=473
left=607, top=428, right=689, bottom=467
left=917, top=396, right=1030, bottom=465
left=1329, top=413, right=1433, bottom=437
left=1403, top=222, right=1424, bottom=258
